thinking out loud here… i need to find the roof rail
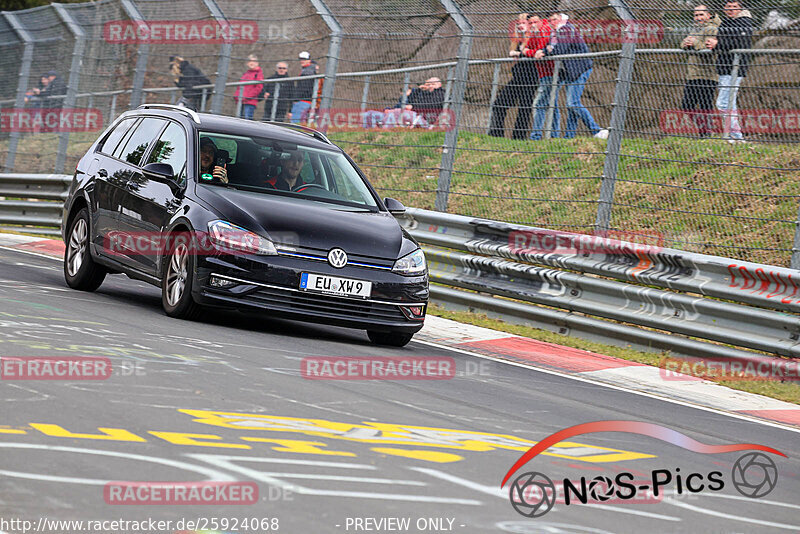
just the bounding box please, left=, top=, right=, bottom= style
left=263, top=121, right=332, bottom=145
left=137, top=104, right=201, bottom=124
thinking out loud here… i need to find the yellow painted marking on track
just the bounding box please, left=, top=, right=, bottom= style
left=29, top=423, right=146, bottom=442
left=148, top=431, right=250, bottom=449
left=241, top=437, right=356, bottom=456
left=371, top=448, right=464, bottom=463
left=0, top=429, right=26, bottom=434
left=179, top=410, right=655, bottom=462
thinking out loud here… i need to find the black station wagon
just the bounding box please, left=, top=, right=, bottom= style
left=62, top=104, right=428, bottom=346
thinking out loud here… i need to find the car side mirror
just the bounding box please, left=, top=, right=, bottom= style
left=142, top=162, right=174, bottom=181
left=142, top=162, right=183, bottom=196
left=384, top=197, right=406, bottom=215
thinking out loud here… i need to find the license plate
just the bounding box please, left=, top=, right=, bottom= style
left=299, top=272, right=372, bottom=298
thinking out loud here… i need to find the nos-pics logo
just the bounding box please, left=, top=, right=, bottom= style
left=501, top=421, right=784, bottom=518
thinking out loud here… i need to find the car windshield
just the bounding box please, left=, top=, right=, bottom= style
left=197, top=131, right=379, bottom=210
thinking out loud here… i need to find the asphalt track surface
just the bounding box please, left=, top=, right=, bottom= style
left=0, top=245, right=798, bottom=534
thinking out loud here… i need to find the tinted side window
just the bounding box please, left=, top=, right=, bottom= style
left=99, top=117, right=137, bottom=155
left=147, top=122, right=187, bottom=183
left=116, top=118, right=167, bottom=166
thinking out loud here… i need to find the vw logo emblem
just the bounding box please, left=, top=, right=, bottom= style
left=327, top=248, right=348, bottom=268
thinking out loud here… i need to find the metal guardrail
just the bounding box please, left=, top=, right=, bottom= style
left=0, top=173, right=70, bottom=237
left=2, top=174, right=798, bottom=362
left=399, top=208, right=800, bottom=361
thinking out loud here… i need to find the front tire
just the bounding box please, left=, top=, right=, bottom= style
left=367, top=330, right=414, bottom=347
left=162, top=234, right=202, bottom=320
left=64, top=208, right=106, bottom=291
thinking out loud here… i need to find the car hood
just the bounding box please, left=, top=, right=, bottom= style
left=194, top=185, right=412, bottom=259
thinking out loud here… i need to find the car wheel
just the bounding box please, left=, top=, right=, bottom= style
left=367, top=330, right=414, bottom=347
left=64, top=207, right=106, bottom=291
left=162, top=233, right=202, bottom=320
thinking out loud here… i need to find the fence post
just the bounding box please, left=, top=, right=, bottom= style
left=401, top=72, right=410, bottom=106
left=542, top=59, right=561, bottom=140
left=435, top=0, right=472, bottom=212
left=53, top=4, right=86, bottom=174
left=595, top=0, right=636, bottom=235
left=308, top=0, right=342, bottom=114
left=2, top=12, right=35, bottom=173
left=202, top=0, right=231, bottom=114
left=485, top=62, right=501, bottom=134
left=270, top=83, right=280, bottom=120
left=120, top=0, right=148, bottom=110
left=442, top=66, right=455, bottom=111
left=360, top=75, right=370, bottom=111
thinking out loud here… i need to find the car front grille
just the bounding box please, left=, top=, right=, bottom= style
left=243, top=285, right=408, bottom=322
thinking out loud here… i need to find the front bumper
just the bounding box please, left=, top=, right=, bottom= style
left=194, top=253, right=429, bottom=333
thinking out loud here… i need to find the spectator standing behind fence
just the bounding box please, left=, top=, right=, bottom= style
left=288, top=51, right=317, bottom=124
left=523, top=15, right=559, bottom=140
left=169, top=56, right=211, bottom=111
left=260, top=62, right=291, bottom=121
left=36, top=71, right=66, bottom=109
left=535, top=13, right=608, bottom=139
left=681, top=6, right=720, bottom=137
left=706, top=1, right=753, bottom=143
left=233, top=54, right=263, bottom=120
left=488, top=13, right=538, bottom=140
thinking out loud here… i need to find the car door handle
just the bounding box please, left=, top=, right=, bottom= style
left=97, top=168, right=108, bottom=177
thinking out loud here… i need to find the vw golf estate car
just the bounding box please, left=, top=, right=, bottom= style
left=62, top=104, right=428, bottom=346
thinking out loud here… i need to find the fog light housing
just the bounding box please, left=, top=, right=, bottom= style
left=400, top=304, right=426, bottom=320
left=209, top=274, right=236, bottom=288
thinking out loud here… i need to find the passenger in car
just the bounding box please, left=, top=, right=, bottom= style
left=199, top=137, right=228, bottom=184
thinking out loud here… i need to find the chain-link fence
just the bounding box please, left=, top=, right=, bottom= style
left=1, top=0, right=799, bottom=267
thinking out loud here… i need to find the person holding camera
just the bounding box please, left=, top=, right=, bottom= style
left=199, top=138, right=228, bottom=184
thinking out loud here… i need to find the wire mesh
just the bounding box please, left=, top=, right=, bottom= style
left=1, top=0, right=799, bottom=266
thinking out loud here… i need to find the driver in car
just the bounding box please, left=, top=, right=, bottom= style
left=270, top=150, right=306, bottom=191
left=199, top=137, right=228, bottom=184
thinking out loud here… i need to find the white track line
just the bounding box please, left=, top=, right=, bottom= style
left=414, top=339, right=800, bottom=435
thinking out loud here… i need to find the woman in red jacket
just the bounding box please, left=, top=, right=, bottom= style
left=234, top=54, right=264, bottom=120
left=522, top=16, right=560, bottom=140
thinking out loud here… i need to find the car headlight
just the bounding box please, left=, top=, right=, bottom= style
left=392, top=248, right=426, bottom=275
left=207, top=220, right=277, bottom=255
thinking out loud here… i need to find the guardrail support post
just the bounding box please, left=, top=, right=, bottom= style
left=202, top=0, right=231, bottom=114
left=595, top=0, right=637, bottom=234
left=120, top=0, right=149, bottom=110
left=435, top=0, right=472, bottom=212
left=308, top=0, right=342, bottom=116
left=2, top=12, right=35, bottom=173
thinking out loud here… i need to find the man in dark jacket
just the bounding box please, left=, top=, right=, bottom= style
left=289, top=51, right=317, bottom=124
left=407, top=77, right=445, bottom=124
left=38, top=71, right=66, bottom=109
left=169, top=56, right=211, bottom=111
left=489, top=13, right=538, bottom=139
left=535, top=13, right=608, bottom=139
left=260, top=62, right=291, bottom=121
left=706, top=1, right=753, bottom=142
